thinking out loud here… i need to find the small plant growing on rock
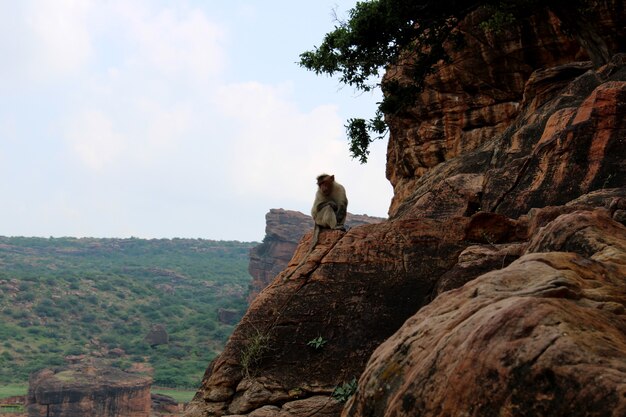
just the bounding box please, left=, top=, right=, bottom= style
left=602, top=173, right=615, bottom=189
left=307, top=335, right=327, bottom=350
left=240, top=328, right=270, bottom=378
left=332, top=378, right=357, bottom=403
left=481, top=231, right=497, bottom=247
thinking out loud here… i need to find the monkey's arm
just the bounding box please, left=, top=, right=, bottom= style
left=317, top=201, right=337, bottom=211
left=335, top=200, right=347, bottom=227
left=311, top=198, right=321, bottom=219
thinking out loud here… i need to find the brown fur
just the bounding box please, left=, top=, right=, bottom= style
left=283, top=174, right=348, bottom=281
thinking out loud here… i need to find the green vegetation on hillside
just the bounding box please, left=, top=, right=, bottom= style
left=0, top=384, right=26, bottom=399
left=0, top=236, right=257, bottom=388
left=151, top=387, right=196, bottom=404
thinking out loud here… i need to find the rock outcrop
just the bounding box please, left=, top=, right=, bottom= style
left=385, top=5, right=626, bottom=215
left=152, top=393, right=181, bottom=415
left=186, top=3, right=626, bottom=417
left=27, top=365, right=151, bottom=417
left=144, top=324, right=168, bottom=347
left=344, top=208, right=626, bottom=416
left=247, top=209, right=384, bottom=302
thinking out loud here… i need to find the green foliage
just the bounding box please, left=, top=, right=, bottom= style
left=300, top=0, right=600, bottom=163
left=0, top=236, right=257, bottom=388
left=0, top=404, right=24, bottom=413
left=306, top=335, right=327, bottom=350
left=300, top=0, right=467, bottom=162
left=153, top=366, right=191, bottom=387
left=332, top=378, right=358, bottom=403
left=0, top=384, right=27, bottom=399
left=151, top=387, right=196, bottom=404
left=345, top=114, right=388, bottom=164
left=478, top=4, right=516, bottom=33
left=240, top=328, right=271, bottom=378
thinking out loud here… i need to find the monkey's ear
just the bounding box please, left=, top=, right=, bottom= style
left=330, top=175, right=335, bottom=181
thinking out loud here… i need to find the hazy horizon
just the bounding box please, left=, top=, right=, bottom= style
left=0, top=0, right=393, bottom=242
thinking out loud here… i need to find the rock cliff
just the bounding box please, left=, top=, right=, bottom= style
left=186, top=3, right=626, bottom=417
left=247, top=209, right=384, bottom=303
left=344, top=207, right=626, bottom=416
left=385, top=5, right=626, bottom=215
left=27, top=365, right=151, bottom=417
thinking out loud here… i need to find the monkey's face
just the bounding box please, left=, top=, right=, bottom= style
left=318, top=178, right=333, bottom=196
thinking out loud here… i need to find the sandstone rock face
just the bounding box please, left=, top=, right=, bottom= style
left=247, top=209, right=384, bottom=302
left=152, top=393, right=181, bottom=415
left=344, top=209, right=626, bottom=417
left=390, top=54, right=626, bottom=224
left=186, top=4, right=626, bottom=417
left=386, top=5, right=626, bottom=215
left=185, top=214, right=473, bottom=416
left=27, top=365, right=151, bottom=417
left=247, top=210, right=310, bottom=304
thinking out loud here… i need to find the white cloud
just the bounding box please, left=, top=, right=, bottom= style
left=216, top=81, right=346, bottom=202
left=214, top=80, right=394, bottom=220
left=0, top=1, right=93, bottom=84
left=134, top=100, right=195, bottom=163
left=26, top=0, right=93, bottom=78
left=0, top=1, right=224, bottom=85
left=111, top=2, right=225, bottom=83
left=0, top=0, right=393, bottom=240
left=0, top=115, right=18, bottom=143
left=64, top=110, right=127, bottom=171
left=55, top=1, right=222, bottom=171
left=63, top=101, right=198, bottom=173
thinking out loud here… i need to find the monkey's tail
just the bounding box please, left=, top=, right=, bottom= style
left=309, top=224, right=320, bottom=253
left=282, top=225, right=320, bottom=281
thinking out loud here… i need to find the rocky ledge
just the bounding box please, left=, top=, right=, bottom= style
left=27, top=365, right=151, bottom=417
left=185, top=3, right=626, bottom=416
left=247, top=209, right=383, bottom=302
left=345, top=207, right=626, bottom=416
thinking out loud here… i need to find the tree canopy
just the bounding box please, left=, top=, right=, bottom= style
left=300, top=0, right=610, bottom=163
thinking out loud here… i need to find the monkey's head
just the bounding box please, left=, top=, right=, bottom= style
left=316, top=174, right=335, bottom=196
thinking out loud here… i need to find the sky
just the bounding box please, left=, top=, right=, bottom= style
left=0, top=0, right=393, bottom=242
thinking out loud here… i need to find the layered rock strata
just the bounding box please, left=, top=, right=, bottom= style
left=344, top=208, right=626, bottom=416
left=247, top=209, right=384, bottom=302
left=386, top=6, right=626, bottom=215
left=27, top=365, right=151, bottom=417
left=186, top=3, right=626, bottom=416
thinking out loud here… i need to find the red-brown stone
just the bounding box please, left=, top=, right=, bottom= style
left=185, top=3, right=626, bottom=416
left=247, top=209, right=383, bottom=303
left=344, top=210, right=626, bottom=417
left=27, top=365, right=151, bottom=417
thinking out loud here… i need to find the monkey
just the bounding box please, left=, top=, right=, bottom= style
left=282, top=174, right=348, bottom=281
left=308, top=174, right=348, bottom=252
left=312, top=174, right=348, bottom=230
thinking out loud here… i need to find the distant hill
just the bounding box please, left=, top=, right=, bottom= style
left=0, top=236, right=257, bottom=388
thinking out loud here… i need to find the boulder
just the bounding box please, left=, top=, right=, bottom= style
left=344, top=209, right=626, bottom=416
left=145, top=324, right=168, bottom=347
left=185, top=3, right=626, bottom=416
left=27, top=365, right=151, bottom=417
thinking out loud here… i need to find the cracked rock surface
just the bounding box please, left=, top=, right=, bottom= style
left=248, top=209, right=384, bottom=303
left=185, top=4, right=626, bottom=416
left=343, top=209, right=626, bottom=417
